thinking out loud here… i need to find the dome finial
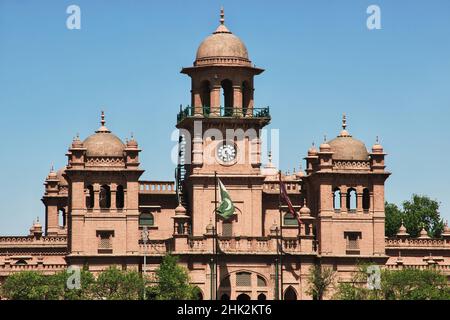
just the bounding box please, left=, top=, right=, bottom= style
left=96, top=110, right=111, bottom=133
left=220, top=6, right=225, bottom=25
left=268, top=150, right=272, bottom=163
left=338, top=113, right=351, bottom=137
left=342, top=113, right=347, bottom=131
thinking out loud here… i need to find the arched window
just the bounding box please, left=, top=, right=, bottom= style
left=346, top=188, right=357, bottom=212
left=139, top=212, right=154, bottom=226
left=99, top=185, right=111, bottom=209
left=58, top=208, right=65, bottom=227
left=257, top=293, right=267, bottom=300
left=283, top=213, right=299, bottom=226
left=116, top=185, right=124, bottom=209
left=333, top=187, right=341, bottom=211
left=86, top=185, right=94, bottom=209
left=242, top=81, right=252, bottom=115
left=221, top=79, right=233, bottom=116
left=200, top=80, right=211, bottom=114
left=222, top=221, right=233, bottom=237
left=237, top=293, right=251, bottom=300
left=284, top=286, right=297, bottom=300
left=236, top=272, right=251, bottom=287
left=363, top=188, right=370, bottom=211
left=257, top=275, right=267, bottom=287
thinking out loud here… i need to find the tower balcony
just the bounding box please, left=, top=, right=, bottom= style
left=176, top=105, right=271, bottom=125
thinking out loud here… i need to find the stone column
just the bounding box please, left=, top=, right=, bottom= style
left=93, top=184, right=100, bottom=210
left=340, top=187, right=347, bottom=213
left=192, top=88, right=203, bottom=116
left=357, top=188, right=363, bottom=214
left=110, top=184, right=117, bottom=210
left=210, top=85, right=221, bottom=116
left=233, top=85, right=242, bottom=115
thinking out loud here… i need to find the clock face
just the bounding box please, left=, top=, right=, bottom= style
left=217, top=144, right=237, bottom=163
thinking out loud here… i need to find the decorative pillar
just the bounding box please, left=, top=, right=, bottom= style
left=93, top=184, right=100, bottom=210
left=210, top=85, right=221, bottom=116
left=192, top=87, right=203, bottom=116
left=356, top=190, right=363, bottom=214
left=340, top=187, right=347, bottom=213
left=233, top=85, right=242, bottom=114
left=110, top=184, right=117, bottom=209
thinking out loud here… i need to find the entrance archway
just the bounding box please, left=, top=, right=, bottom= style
left=284, top=286, right=297, bottom=300
left=236, top=293, right=251, bottom=300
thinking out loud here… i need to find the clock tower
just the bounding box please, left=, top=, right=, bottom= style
left=177, top=9, right=271, bottom=237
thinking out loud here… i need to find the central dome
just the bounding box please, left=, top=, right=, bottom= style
left=83, top=112, right=125, bottom=158
left=194, top=8, right=251, bottom=67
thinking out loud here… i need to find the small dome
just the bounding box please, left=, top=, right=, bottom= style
left=127, top=136, right=138, bottom=148
left=319, top=137, right=331, bottom=152
left=195, top=8, right=251, bottom=67
left=396, top=221, right=409, bottom=237
left=299, top=205, right=311, bottom=216
left=71, top=134, right=84, bottom=148
left=372, top=137, right=384, bottom=153
left=83, top=112, right=125, bottom=157
left=308, top=143, right=318, bottom=156
left=175, top=202, right=187, bottom=216
left=47, top=166, right=58, bottom=180
left=418, top=227, right=430, bottom=239
left=328, top=115, right=369, bottom=161
left=56, top=167, right=68, bottom=186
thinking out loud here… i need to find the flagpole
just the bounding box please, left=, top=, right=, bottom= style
left=214, top=171, right=218, bottom=300
left=278, top=170, right=284, bottom=300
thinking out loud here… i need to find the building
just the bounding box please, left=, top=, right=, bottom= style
left=1, top=9, right=450, bottom=300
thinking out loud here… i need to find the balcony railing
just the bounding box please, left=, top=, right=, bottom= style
left=177, top=105, right=271, bottom=123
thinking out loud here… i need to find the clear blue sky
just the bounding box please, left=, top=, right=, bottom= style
left=1, top=0, right=449, bottom=235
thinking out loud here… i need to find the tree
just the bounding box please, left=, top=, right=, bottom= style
left=385, top=202, right=403, bottom=237
left=94, top=267, right=144, bottom=300
left=150, top=254, right=199, bottom=300
left=335, top=266, right=450, bottom=300
left=52, top=268, right=96, bottom=300
left=1, top=271, right=60, bottom=300
left=385, top=195, right=445, bottom=238
left=306, top=264, right=336, bottom=300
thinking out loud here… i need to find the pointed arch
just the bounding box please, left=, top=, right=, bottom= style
left=284, top=286, right=297, bottom=300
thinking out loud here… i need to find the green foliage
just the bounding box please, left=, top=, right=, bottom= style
left=306, top=265, right=336, bottom=300
left=52, top=268, right=95, bottom=300
left=385, top=194, right=445, bottom=238
left=1, top=271, right=60, bottom=300
left=335, top=266, right=450, bottom=300
left=94, top=266, right=144, bottom=300
left=385, top=202, right=403, bottom=237
left=150, top=254, right=199, bottom=300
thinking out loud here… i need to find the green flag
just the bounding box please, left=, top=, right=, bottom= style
left=216, top=179, right=235, bottom=220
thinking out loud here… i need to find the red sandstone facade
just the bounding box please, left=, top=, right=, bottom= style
left=1, top=10, right=449, bottom=300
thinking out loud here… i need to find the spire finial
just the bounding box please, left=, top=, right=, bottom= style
left=101, top=110, right=105, bottom=126
left=324, top=134, right=327, bottom=142
left=268, top=150, right=272, bottom=162
left=342, top=113, right=347, bottom=131
left=220, top=6, right=225, bottom=25
left=376, top=135, right=379, bottom=144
